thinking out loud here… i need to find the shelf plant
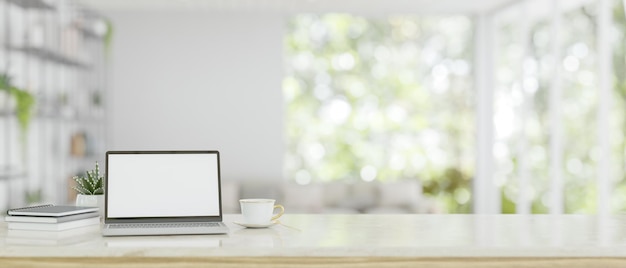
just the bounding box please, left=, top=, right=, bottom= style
left=0, top=73, right=35, bottom=144
left=1, top=73, right=37, bottom=203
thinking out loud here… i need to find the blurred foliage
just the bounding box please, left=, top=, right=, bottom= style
left=25, top=189, right=42, bottom=204
left=422, top=167, right=472, bottom=212
left=0, top=73, right=35, bottom=145
left=285, top=0, right=626, bottom=214
left=497, top=0, right=626, bottom=214
left=284, top=14, right=474, bottom=213
left=104, top=20, right=114, bottom=56
left=559, top=4, right=598, bottom=214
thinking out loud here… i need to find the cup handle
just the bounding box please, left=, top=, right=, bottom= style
left=271, top=204, right=285, bottom=221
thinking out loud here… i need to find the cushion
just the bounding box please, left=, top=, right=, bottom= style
left=281, top=183, right=324, bottom=213
left=378, top=180, right=421, bottom=207
left=220, top=180, right=240, bottom=213
left=323, top=182, right=350, bottom=207
left=341, top=182, right=378, bottom=211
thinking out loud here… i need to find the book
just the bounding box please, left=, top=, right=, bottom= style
left=5, top=211, right=99, bottom=223
left=7, top=217, right=100, bottom=231
left=6, top=225, right=100, bottom=246
left=7, top=204, right=98, bottom=217
left=7, top=224, right=100, bottom=239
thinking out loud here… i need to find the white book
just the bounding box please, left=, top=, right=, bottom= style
left=5, top=211, right=100, bottom=223
left=7, top=224, right=100, bottom=238
left=7, top=217, right=100, bottom=231
left=6, top=225, right=100, bottom=246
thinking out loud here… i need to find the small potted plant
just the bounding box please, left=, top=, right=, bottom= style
left=72, top=162, right=104, bottom=216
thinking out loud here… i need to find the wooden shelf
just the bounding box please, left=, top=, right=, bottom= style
left=7, top=0, right=55, bottom=10
left=6, top=45, right=91, bottom=69
left=0, top=165, right=25, bottom=180
left=79, top=27, right=103, bottom=40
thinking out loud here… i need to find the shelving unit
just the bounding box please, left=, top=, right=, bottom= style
left=0, top=0, right=108, bottom=210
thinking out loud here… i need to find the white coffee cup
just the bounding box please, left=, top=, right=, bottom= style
left=240, top=199, right=285, bottom=225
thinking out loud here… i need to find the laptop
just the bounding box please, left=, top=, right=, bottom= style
left=102, top=151, right=229, bottom=236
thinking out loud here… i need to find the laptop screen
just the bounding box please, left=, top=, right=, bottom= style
left=105, top=151, right=221, bottom=221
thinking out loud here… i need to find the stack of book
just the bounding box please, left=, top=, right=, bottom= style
left=5, top=204, right=100, bottom=231
left=6, top=225, right=100, bottom=246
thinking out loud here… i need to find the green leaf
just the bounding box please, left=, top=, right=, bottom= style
left=73, top=162, right=104, bottom=195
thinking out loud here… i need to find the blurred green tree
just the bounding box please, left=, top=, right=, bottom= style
left=284, top=14, right=474, bottom=213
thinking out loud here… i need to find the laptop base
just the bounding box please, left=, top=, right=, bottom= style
left=102, top=222, right=229, bottom=236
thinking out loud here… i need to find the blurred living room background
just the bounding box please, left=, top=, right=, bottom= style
left=1, top=0, right=625, bottom=215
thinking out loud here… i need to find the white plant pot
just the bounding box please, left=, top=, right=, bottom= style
left=76, top=194, right=105, bottom=217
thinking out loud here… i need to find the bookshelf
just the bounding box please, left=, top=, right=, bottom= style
left=0, top=0, right=109, bottom=211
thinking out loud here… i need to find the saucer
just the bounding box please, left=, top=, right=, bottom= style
left=233, top=221, right=278, bottom=228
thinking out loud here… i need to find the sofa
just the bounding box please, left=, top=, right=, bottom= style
left=221, top=179, right=441, bottom=214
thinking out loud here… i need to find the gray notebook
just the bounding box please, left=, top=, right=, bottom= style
left=7, top=205, right=99, bottom=217
left=5, top=211, right=99, bottom=223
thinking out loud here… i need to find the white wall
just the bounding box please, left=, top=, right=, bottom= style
left=105, top=11, right=284, bottom=182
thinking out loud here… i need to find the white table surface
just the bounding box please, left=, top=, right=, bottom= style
left=2, top=214, right=626, bottom=258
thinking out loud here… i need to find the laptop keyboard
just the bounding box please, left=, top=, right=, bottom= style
left=108, top=222, right=221, bottom=229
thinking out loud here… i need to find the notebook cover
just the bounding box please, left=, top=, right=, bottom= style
left=7, top=205, right=99, bottom=217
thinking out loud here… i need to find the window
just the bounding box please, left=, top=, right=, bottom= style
left=283, top=14, right=474, bottom=212
left=495, top=0, right=626, bottom=213
left=284, top=0, right=626, bottom=214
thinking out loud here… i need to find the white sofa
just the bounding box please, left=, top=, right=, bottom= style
left=221, top=180, right=441, bottom=214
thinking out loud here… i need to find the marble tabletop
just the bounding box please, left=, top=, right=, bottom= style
left=2, top=214, right=626, bottom=258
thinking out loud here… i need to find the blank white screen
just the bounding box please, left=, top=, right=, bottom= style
left=107, top=153, right=220, bottom=218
